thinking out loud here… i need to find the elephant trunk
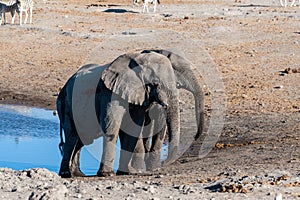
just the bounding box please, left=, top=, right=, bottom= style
left=164, top=89, right=180, bottom=164
left=171, top=59, right=204, bottom=141
left=188, top=77, right=204, bottom=140
left=149, top=50, right=204, bottom=141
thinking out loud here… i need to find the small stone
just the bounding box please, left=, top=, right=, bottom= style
left=148, top=186, right=156, bottom=194
left=274, top=85, right=283, bottom=89
left=106, top=186, right=113, bottom=190
left=128, top=193, right=135, bottom=197
left=274, top=193, right=282, bottom=200
left=179, top=185, right=185, bottom=190
left=242, top=94, right=247, bottom=98
left=240, top=188, right=247, bottom=193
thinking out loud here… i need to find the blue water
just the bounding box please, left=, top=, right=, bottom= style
left=0, top=104, right=168, bottom=175
left=0, top=104, right=100, bottom=175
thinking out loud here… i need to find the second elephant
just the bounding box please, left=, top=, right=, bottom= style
left=131, top=49, right=205, bottom=171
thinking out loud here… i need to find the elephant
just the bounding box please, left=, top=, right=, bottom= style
left=57, top=49, right=204, bottom=177
left=57, top=50, right=181, bottom=177
left=130, top=49, right=204, bottom=171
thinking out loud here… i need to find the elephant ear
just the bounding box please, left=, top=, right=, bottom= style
left=101, top=53, right=148, bottom=105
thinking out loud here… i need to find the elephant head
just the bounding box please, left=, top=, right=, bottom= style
left=101, top=51, right=180, bottom=168
left=145, top=50, right=204, bottom=141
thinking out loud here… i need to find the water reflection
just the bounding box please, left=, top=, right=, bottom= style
left=0, top=104, right=168, bottom=175
left=0, top=105, right=58, bottom=138
left=0, top=104, right=99, bottom=175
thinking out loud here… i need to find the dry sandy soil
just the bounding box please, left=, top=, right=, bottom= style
left=0, top=0, right=300, bottom=199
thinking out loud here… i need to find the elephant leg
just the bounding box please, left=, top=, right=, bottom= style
left=69, top=140, right=85, bottom=177
left=130, top=137, right=146, bottom=172
left=130, top=110, right=152, bottom=172
left=117, top=106, right=146, bottom=175
left=97, top=98, right=125, bottom=177
left=144, top=104, right=167, bottom=171
left=58, top=133, right=78, bottom=178
left=146, top=126, right=166, bottom=171
left=143, top=137, right=151, bottom=163
left=142, top=110, right=153, bottom=165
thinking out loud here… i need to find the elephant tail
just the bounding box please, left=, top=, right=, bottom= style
left=57, top=85, right=66, bottom=156
left=59, top=123, right=64, bottom=156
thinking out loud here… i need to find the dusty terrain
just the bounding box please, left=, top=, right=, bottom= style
left=0, top=0, right=300, bottom=199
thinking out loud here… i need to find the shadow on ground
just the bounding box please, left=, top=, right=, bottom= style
left=103, top=8, right=139, bottom=13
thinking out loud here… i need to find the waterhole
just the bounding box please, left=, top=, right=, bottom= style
left=0, top=104, right=100, bottom=175
left=0, top=104, right=168, bottom=175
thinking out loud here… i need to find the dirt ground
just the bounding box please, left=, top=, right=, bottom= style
left=0, top=0, right=299, bottom=199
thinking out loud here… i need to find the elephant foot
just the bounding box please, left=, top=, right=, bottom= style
left=116, top=170, right=153, bottom=176
left=59, top=171, right=71, bottom=178
left=97, top=170, right=115, bottom=177
left=116, top=170, right=138, bottom=176
left=145, top=154, right=161, bottom=171
left=162, top=150, right=178, bottom=166
left=116, top=170, right=130, bottom=176
left=116, top=166, right=145, bottom=176
left=71, top=169, right=85, bottom=177
left=162, top=158, right=176, bottom=167
left=131, top=158, right=145, bottom=172
left=146, top=165, right=161, bottom=172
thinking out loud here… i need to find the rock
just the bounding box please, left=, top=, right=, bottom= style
left=274, top=193, right=282, bottom=200
left=27, top=184, right=68, bottom=200
left=148, top=186, right=156, bottom=194
left=274, top=85, right=283, bottom=89
left=106, top=186, right=113, bottom=190
left=128, top=193, right=135, bottom=197
left=242, top=94, right=247, bottom=98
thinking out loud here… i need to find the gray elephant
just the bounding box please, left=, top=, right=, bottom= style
left=130, top=49, right=204, bottom=171
left=57, top=49, right=204, bottom=177
left=57, top=51, right=180, bottom=177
